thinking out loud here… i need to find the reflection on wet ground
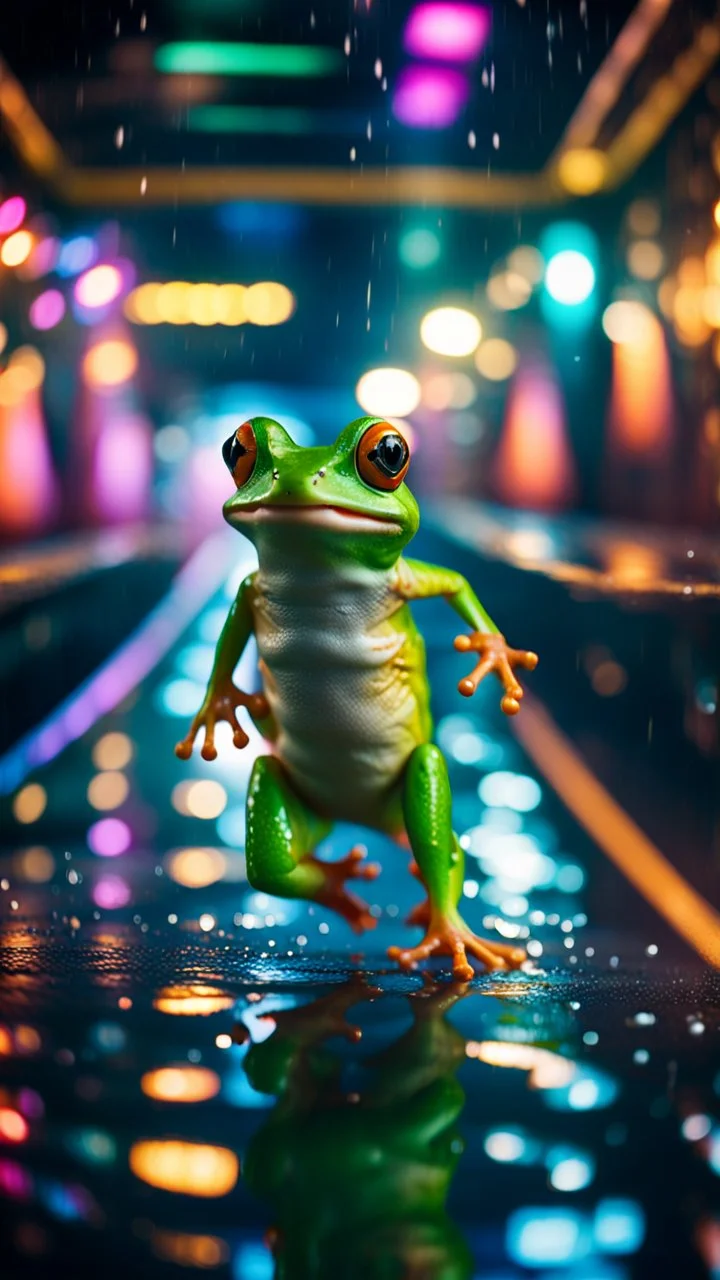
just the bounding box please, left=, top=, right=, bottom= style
left=1, top=526, right=719, bottom=1277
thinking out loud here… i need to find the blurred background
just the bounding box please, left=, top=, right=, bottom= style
left=2, top=3, right=720, bottom=1278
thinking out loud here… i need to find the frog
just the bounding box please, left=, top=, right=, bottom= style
left=176, top=415, right=538, bottom=980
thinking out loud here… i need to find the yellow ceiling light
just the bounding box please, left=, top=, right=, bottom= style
left=420, top=306, right=481, bottom=358
left=124, top=283, right=162, bottom=324
left=156, top=281, right=193, bottom=324
left=355, top=367, right=421, bottom=418
left=556, top=147, right=608, bottom=194
left=474, top=338, right=518, bottom=381
left=188, top=283, right=219, bottom=326
left=129, top=1140, right=238, bottom=1197
left=214, top=283, right=247, bottom=325
left=243, top=281, right=295, bottom=325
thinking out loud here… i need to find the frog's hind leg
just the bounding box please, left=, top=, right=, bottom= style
left=246, top=756, right=380, bottom=934
left=387, top=744, right=526, bottom=980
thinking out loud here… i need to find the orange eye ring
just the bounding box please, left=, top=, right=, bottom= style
left=222, top=421, right=258, bottom=488
left=356, top=421, right=410, bottom=492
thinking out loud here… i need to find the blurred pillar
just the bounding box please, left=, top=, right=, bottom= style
left=492, top=357, right=577, bottom=511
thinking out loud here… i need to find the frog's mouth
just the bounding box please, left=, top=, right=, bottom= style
left=227, top=503, right=402, bottom=535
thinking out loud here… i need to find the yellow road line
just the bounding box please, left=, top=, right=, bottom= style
left=513, top=696, right=720, bottom=966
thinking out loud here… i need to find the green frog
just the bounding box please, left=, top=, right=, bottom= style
left=176, top=415, right=538, bottom=979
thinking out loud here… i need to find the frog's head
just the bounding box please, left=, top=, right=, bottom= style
left=222, top=415, right=419, bottom=567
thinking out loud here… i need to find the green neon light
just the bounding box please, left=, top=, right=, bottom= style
left=155, top=42, right=343, bottom=77
left=187, top=106, right=316, bottom=134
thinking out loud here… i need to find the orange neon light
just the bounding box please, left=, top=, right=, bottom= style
left=493, top=361, right=577, bottom=511
left=514, top=697, right=720, bottom=967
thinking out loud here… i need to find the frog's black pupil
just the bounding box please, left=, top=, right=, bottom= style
left=222, top=432, right=248, bottom=473
left=368, top=433, right=408, bottom=478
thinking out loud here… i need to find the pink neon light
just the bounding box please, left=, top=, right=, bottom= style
left=393, top=65, right=469, bottom=128
left=87, top=818, right=132, bottom=857
left=0, top=197, right=26, bottom=236
left=494, top=359, right=577, bottom=511
left=404, top=3, right=491, bottom=62
left=29, top=289, right=66, bottom=331
left=93, top=874, right=132, bottom=909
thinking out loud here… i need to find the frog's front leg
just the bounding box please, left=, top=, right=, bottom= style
left=387, top=745, right=526, bottom=980
left=246, top=756, right=380, bottom=934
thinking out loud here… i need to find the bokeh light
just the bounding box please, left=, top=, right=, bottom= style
left=75, top=264, right=123, bottom=309
left=545, top=250, right=596, bottom=305
left=0, top=196, right=26, bottom=235
left=172, top=779, right=228, bottom=819
left=82, top=339, right=138, bottom=388
left=92, top=733, right=133, bottom=770
left=403, top=3, right=491, bottom=62
left=420, top=306, right=481, bottom=357
left=486, top=270, right=532, bottom=311
left=422, top=371, right=476, bottom=410
left=129, top=1140, right=238, bottom=1197
left=93, top=874, right=132, bottom=909
left=627, top=199, right=661, bottom=237
left=87, top=771, right=129, bottom=811
left=399, top=227, right=441, bottom=269
left=393, top=65, right=468, bottom=129
left=1, top=231, right=33, bottom=268
left=243, top=281, right=295, bottom=325
left=14, top=847, right=55, bottom=883
left=165, top=847, right=228, bottom=888
left=627, top=240, right=665, bottom=280
left=475, top=338, right=518, bottom=381
left=556, top=148, right=608, bottom=195
left=57, top=236, right=97, bottom=277
left=153, top=985, right=234, bottom=1016
left=12, top=783, right=47, bottom=824
left=0, top=324, right=7, bottom=355
left=29, top=289, right=66, bottom=331
left=141, top=1067, right=221, bottom=1103
left=87, top=817, right=132, bottom=857
left=355, top=367, right=421, bottom=417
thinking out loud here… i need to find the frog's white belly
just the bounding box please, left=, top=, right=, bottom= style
left=252, top=564, right=422, bottom=819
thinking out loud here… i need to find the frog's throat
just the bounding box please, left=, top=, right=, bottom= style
left=227, top=503, right=401, bottom=536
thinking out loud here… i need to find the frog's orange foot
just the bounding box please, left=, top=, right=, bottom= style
left=388, top=916, right=526, bottom=982
left=313, top=846, right=380, bottom=935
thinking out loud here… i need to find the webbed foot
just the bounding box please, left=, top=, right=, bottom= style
left=312, top=845, right=381, bottom=935
left=388, top=912, right=525, bottom=981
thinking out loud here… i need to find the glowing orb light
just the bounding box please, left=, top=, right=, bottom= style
left=545, top=250, right=595, bottom=305
left=29, top=289, right=66, bottom=331
left=1, top=231, right=33, bottom=268
left=87, top=817, right=132, bottom=857
left=75, top=264, right=123, bottom=309
left=356, top=367, right=421, bottom=417
left=93, top=874, right=131, bottom=910
left=82, top=339, right=138, bottom=388
left=404, top=3, right=491, bottom=62
left=399, top=227, right=441, bottom=269
left=0, top=197, right=26, bottom=235
left=420, top=305, right=481, bottom=357
left=129, top=1140, right=238, bottom=1197
left=393, top=65, right=468, bottom=129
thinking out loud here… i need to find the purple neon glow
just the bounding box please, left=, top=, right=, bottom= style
left=0, top=1160, right=33, bottom=1200
left=93, top=873, right=132, bottom=909
left=87, top=817, right=132, bottom=857
left=393, top=65, right=469, bottom=129
left=29, top=289, right=66, bottom=331
left=92, top=412, right=153, bottom=523
left=0, top=534, right=243, bottom=794
left=404, top=3, right=491, bottom=61
left=0, top=197, right=26, bottom=236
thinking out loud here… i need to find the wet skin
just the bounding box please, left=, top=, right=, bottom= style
left=176, top=416, right=538, bottom=980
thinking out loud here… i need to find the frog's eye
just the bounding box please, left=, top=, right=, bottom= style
left=356, top=421, right=410, bottom=492
left=222, top=421, right=258, bottom=487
